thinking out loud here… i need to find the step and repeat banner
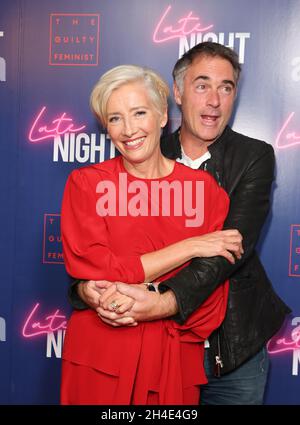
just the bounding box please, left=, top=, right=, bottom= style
left=0, top=0, right=299, bottom=405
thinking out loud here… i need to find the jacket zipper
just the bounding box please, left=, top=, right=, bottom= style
left=214, top=333, right=224, bottom=377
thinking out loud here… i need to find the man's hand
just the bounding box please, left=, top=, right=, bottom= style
left=96, top=283, right=178, bottom=327
left=77, top=280, right=114, bottom=309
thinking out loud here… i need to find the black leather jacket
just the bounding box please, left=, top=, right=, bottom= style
left=159, top=126, right=291, bottom=375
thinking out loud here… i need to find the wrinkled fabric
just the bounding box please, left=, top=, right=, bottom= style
left=61, top=157, right=229, bottom=404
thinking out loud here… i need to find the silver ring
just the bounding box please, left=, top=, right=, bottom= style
left=110, top=301, right=119, bottom=311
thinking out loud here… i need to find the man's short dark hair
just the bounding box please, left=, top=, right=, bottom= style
left=173, top=42, right=241, bottom=93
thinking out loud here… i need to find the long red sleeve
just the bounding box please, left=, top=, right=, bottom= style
left=61, top=167, right=145, bottom=282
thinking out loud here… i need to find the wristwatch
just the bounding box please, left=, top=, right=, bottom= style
left=144, top=282, right=157, bottom=292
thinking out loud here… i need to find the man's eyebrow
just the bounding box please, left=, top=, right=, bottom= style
left=193, top=75, right=236, bottom=88
left=193, top=75, right=209, bottom=83
left=223, top=79, right=236, bottom=88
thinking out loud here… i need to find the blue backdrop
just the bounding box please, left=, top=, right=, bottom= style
left=0, top=0, right=299, bottom=405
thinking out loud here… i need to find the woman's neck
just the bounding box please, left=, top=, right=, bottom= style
left=122, top=152, right=174, bottom=179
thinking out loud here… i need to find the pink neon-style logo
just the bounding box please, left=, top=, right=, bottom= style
left=275, top=112, right=300, bottom=149
left=153, top=5, right=214, bottom=43
left=28, top=106, right=86, bottom=142
left=267, top=321, right=300, bottom=354
left=22, top=303, right=68, bottom=338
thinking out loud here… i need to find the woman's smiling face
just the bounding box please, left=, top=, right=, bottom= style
left=106, top=81, right=167, bottom=165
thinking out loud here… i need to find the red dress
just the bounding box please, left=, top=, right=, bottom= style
left=60, top=156, right=229, bottom=405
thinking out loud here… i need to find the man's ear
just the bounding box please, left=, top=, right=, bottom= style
left=173, top=82, right=182, bottom=106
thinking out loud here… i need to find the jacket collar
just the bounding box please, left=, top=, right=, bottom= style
left=160, top=128, right=182, bottom=159
left=160, top=125, right=231, bottom=161
left=160, top=126, right=232, bottom=187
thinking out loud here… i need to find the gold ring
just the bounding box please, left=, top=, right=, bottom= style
left=110, top=301, right=119, bottom=311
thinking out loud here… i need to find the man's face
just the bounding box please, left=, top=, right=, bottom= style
left=174, top=55, right=237, bottom=145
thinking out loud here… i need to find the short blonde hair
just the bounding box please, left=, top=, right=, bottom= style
left=90, top=65, right=169, bottom=126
